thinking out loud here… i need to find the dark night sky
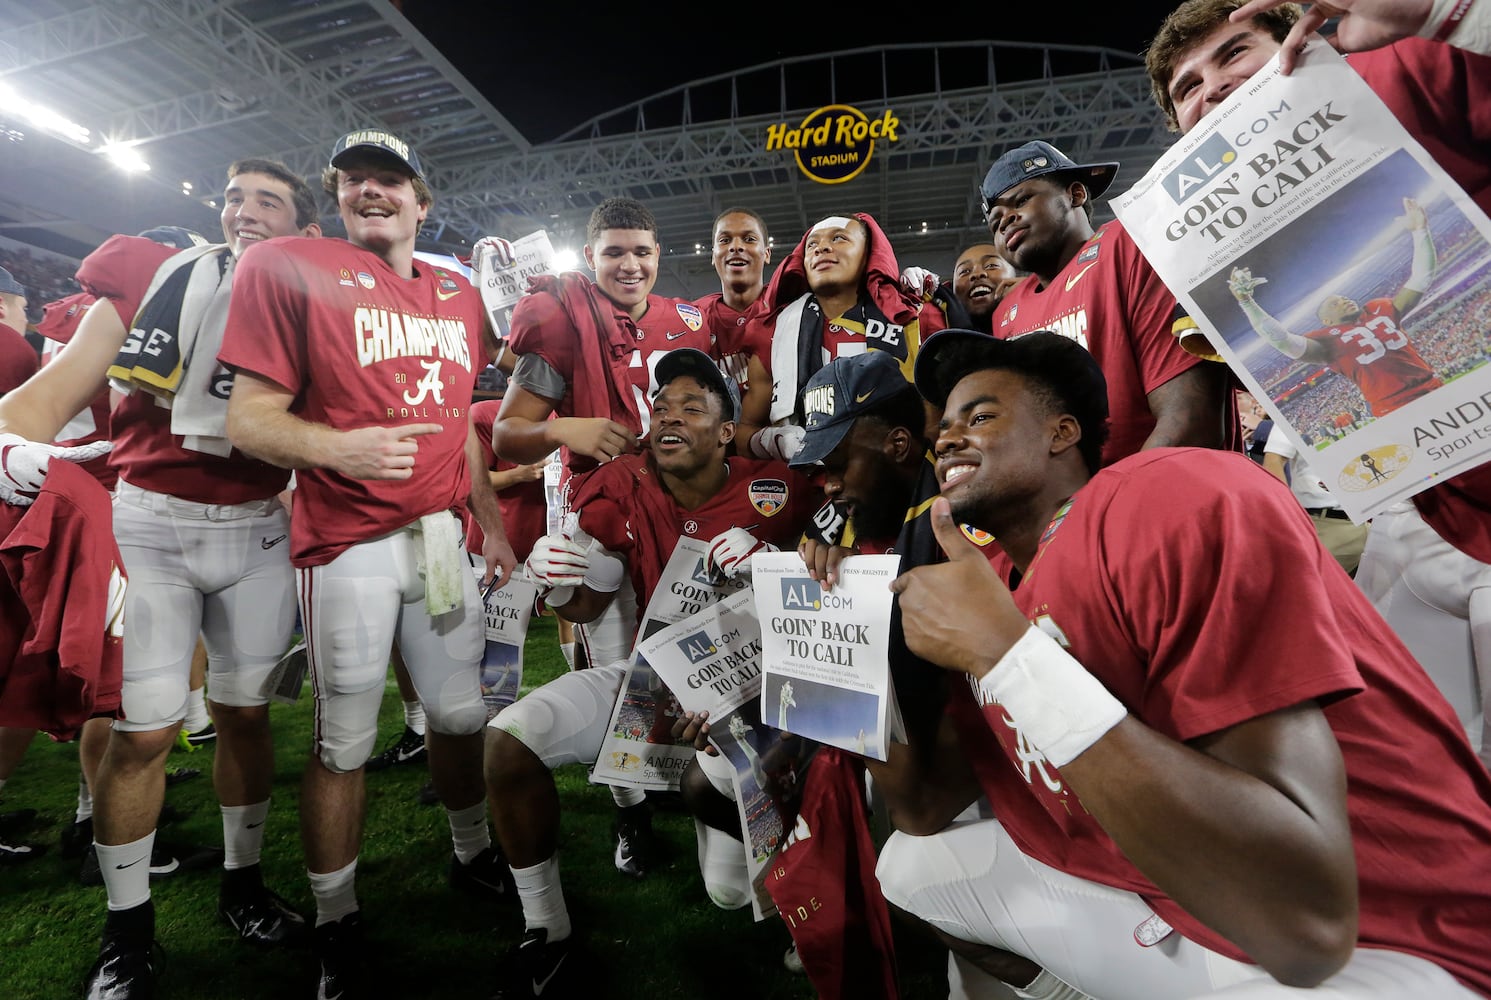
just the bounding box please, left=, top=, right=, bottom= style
left=400, top=4, right=1190, bottom=143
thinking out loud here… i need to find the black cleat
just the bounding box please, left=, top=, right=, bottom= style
left=60, top=817, right=93, bottom=859
left=363, top=726, right=426, bottom=772
left=81, top=844, right=182, bottom=887
left=314, top=912, right=364, bottom=1000
left=449, top=845, right=517, bottom=902
left=83, top=922, right=160, bottom=1000
left=613, top=808, right=657, bottom=879
left=489, top=927, right=575, bottom=1000
left=219, top=870, right=309, bottom=949
left=0, top=836, right=44, bottom=865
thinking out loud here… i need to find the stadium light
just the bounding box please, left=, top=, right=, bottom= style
left=102, top=144, right=151, bottom=173
left=552, top=248, right=579, bottom=272
left=0, top=81, right=91, bottom=145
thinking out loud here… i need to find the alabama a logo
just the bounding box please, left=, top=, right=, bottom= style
left=749, top=478, right=787, bottom=516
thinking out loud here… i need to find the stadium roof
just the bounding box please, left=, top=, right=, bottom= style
left=0, top=0, right=1178, bottom=297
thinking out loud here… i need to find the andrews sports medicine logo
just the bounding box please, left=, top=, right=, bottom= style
left=780, top=577, right=823, bottom=612
left=764, top=104, right=900, bottom=185
left=1162, top=132, right=1239, bottom=204
left=676, top=630, right=719, bottom=664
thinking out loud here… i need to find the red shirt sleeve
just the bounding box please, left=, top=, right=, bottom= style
left=217, top=240, right=310, bottom=393
left=1113, top=225, right=1199, bottom=396
left=74, top=235, right=176, bottom=327
left=508, top=289, right=578, bottom=384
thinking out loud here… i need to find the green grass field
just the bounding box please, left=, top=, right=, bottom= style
left=0, top=614, right=949, bottom=999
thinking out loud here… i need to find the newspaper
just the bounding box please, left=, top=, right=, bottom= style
left=476, top=571, right=537, bottom=720
left=751, top=552, right=903, bottom=761
left=1113, top=44, right=1491, bottom=521
left=590, top=537, right=752, bottom=790
left=637, top=589, right=793, bottom=920
left=472, top=230, right=557, bottom=338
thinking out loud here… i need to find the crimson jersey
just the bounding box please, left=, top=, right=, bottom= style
left=1303, top=298, right=1441, bottom=415
left=993, top=222, right=1234, bottom=463
left=569, top=453, right=816, bottom=624
left=37, top=293, right=115, bottom=489
left=77, top=235, right=288, bottom=504
left=219, top=238, right=485, bottom=568
left=0, top=461, right=125, bottom=737
left=468, top=397, right=547, bottom=562
left=508, top=286, right=715, bottom=472
left=695, top=291, right=752, bottom=388
left=1346, top=40, right=1491, bottom=560
left=972, top=449, right=1491, bottom=994
left=0, top=327, right=37, bottom=395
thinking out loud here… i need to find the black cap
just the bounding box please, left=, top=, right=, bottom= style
left=0, top=266, right=23, bottom=298
left=979, top=140, right=1119, bottom=217
left=791, top=351, right=913, bottom=467
left=330, top=129, right=423, bottom=178
left=654, top=348, right=740, bottom=423
left=138, top=226, right=208, bottom=249
left=914, top=328, right=1109, bottom=427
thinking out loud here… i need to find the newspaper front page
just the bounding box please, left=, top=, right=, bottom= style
left=472, top=230, right=557, bottom=338
left=1113, top=44, right=1491, bottom=521
left=590, top=537, right=752, bottom=790
left=751, top=552, right=903, bottom=761
left=475, top=572, right=537, bottom=720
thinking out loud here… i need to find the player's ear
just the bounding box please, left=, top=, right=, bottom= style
left=883, top=425, right=914, bottom=463
left=719, top=419, right=737, bottom=448
left=1067, top=181, right=1089, bottom=211
left=1049, top=413, right=1082, bottom=459
left=582, top=244, right=598, bottom=273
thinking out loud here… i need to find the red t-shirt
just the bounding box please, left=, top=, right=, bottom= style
left=219, top=238, right=485, bottom=568
left=467, top=397, right=547, bottom=562
left=1302, top=298, right=1441, bottom=416
left=1346, top=39, right=1491, bottom=561
left=0, top=327, right=37, bottom=396
left=77, top=235, right=288, bottom=504
left=569, top=453, right=817, bottom=627
left=993, top=222, right=1230, bottom=464
left=974, top=449, right=1491, bottom=992
left=508, top=287, right=715, bottom=471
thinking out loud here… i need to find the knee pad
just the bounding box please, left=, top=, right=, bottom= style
left=695, top=819, right=751, bottom=911
left=319, top=729, right=379, bottom=774
left=116, top=669, right=190, bottom=732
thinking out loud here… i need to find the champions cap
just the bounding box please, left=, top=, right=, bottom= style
left=654, top=347, right=740, bottom=423
left=330, top=128, right=424, bottom=179
left=978, top=140, right=1119, bottom=217
left=914, top=328, right=1109, bottom=427
left=791, top=351, right=915, bottom=467
left=0, top=266, right=24, bottom=298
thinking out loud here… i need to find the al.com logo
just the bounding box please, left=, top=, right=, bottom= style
left=764, top=104, right=900, bottom=185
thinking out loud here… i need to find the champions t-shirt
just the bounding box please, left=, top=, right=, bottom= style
left=219, top=237, right=485, bottom=568
left=77, top=235, right=289, bottom=504
left=993, top=222, right=1226, bottom=464
left=973, top=448, right=1491, bottom=992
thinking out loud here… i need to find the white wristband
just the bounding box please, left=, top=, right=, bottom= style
left=545, top=585, right=576, bottom=609
left=975, top=625, right=1126, bottom=768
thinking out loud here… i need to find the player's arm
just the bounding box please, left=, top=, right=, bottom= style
left=892, top=499, right=1357, bottom=988
left=1142, top=363, right=1234, bottom=450
left=226, top=371, right=442, bottom=479
left=522, top=526, right=624, bottom=624
left=492, top=382, right=636, bottom=465
left=467, top=422, right=516, bottom=589
left=0, top=297, right=122, bottom=443
left=1261, top=451, right=1291, bottom=487
left=737, top=354, right=773, bottom=450
left=1231, top=0, right=1491, bottom=71
left=1393, top=197, right=1437, bottom=315
left=489, top=461, right=544, bottom=492
left=863, top=710, right=982, bottom=836
left=1228, top=267, right=1330, bottom=363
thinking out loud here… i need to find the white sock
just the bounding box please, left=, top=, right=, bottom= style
left=446, top=801, right=491, bottom=864
left=183, top=688, right=210, bottom=733
left=308, top=858, right=359, bottom=927
left=97, top=832, right=155, bottom=911
left=511, top=856, right=570, bottom=941
left=695, top=819, right=750, bottom=910
left=76, top=776, right=93, bottom=823
left=402, top=700, right=427, bottom=737
left=559, top=643, right=576, bottom=670
left=609, top=784, right=646, bottom=809
left=221, top=800, right=269, bottom=870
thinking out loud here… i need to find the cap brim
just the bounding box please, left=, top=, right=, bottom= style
left=330, top=144, right=418, bottom=176
left=789, top=417, right=855, bottom=468
left=913, top=329, right=1011, bottom=407
left=1081, top=163, right=1120, bottom=200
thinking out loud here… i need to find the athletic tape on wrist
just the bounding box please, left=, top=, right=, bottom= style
left=975, top=625, right=1126, bottom=768
left=545, top=584, right=577, bottom=608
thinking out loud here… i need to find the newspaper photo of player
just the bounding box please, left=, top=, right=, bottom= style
left=1190, top=150, right=1491, bottom=447
left=760, top=674, right=882, bottom=760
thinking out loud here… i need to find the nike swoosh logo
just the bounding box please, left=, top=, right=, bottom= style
left=855, top=390, right=874, bottom=403
left=246, top=821, right=265, bottom=830
left=262, top=534, right=287, bottom=549
left=666, top=331, right=688, bottom=340
left=533, top=954, right=567, bottom=994
left=1064, top=262, right=1098, bottom=292
left=116, top=856, right=148, bottom=870
left=436, top=288, right=461, bottom=301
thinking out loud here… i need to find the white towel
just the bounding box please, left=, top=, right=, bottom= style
left=416, top=512, right=465, bottom=616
